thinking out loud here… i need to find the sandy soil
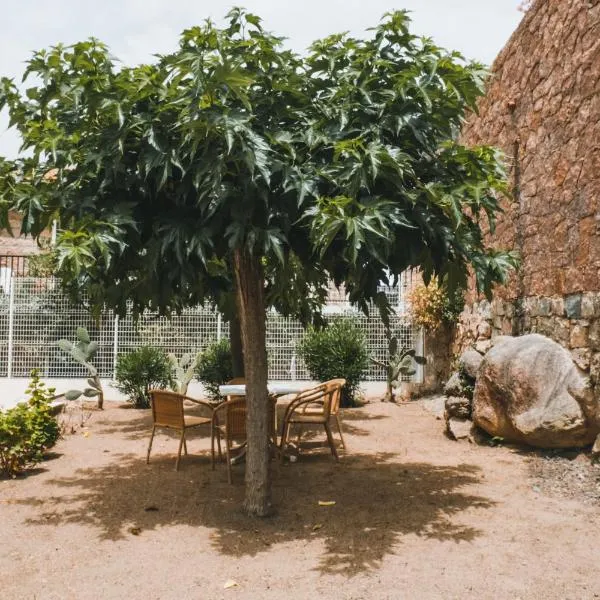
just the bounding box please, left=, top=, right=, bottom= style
left=1, top=398, right=600, bottom=600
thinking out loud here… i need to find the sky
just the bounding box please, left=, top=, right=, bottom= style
left=0, top=1, right=523, bottom=157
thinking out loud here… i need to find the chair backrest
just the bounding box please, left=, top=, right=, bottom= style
left=150, top=390, right=185, bottom=429
left=224, top=397, right=247, bottom=440
left=324, top=379, right=346, bottom=415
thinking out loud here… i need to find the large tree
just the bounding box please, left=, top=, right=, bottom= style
left=0, top=10, right=516, bottom=516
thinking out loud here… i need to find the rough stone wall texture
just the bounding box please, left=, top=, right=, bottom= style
left=455, top=0, right=600, bottom=395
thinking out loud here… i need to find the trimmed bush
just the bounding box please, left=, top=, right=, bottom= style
left=195, top=339, right=233, bottom=402
left=298, top=318, right=368, bottom=407
left=115, top=346, right=174, bottom=408
left=0, top=370, right=60, bottom=478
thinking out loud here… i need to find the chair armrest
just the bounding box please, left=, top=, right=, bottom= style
left=281, top=389, right=327, bottom=426
left=183, top=396, right=215, bottom=417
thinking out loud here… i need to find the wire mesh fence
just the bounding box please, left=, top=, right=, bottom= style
left=0, top=272, right=422, bottom=382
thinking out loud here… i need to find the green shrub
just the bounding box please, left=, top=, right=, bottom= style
left=0, top=370, right=61, bottom=478
left=115, top=346, right=174, bottom=408
left=195, top=339, right=233, bottom=402
left=298, top=318, right=368, bottom=407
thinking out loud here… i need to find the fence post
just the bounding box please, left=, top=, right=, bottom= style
left=415, top=328, right=425, bottom=384
left=216, top=313, right=222, bottom=341
left=7, top=277, right=14, bottom=378
left=112, top=314, right=119, bottom=379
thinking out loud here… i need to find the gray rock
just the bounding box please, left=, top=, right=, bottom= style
left=444, top=372, right=463, bottom=397
left=592, top=434, right=600, bottom=458
left=475, top=340, right=493, bottom=355
left=473, top=334, right=599, bottom=449
left=490, top=335, right=513, bottom=348
left=565, top=293, right=582, bottom=319
left=446, top=417, right=473, bottom=441
left=458, top=349, right=484, bottom=379
left=445, top=395, right=471, bottom=419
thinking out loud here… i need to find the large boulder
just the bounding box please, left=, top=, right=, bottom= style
left=473, top=334, right=599, bottom=448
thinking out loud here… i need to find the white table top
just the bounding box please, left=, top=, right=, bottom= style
left=218, top=382, right=311, bottom=397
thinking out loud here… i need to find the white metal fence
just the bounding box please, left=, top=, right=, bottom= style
left=0, top=274, right=422, bottom=382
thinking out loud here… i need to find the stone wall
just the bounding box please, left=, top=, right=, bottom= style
left=455, top=0, right=600, bottom=393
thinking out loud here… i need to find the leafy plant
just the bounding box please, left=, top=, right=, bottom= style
left=195, top=339, right=233, bottom=402
left=168, top=351, right=202, bottom=395
left=0, top=370, right=60, bottom=478
left=115, top=346, right=174, bottom=408
left=298, top=319, right=368, bottom=407
left=408, top=279, right=465, bottom=332
left=372, top=330, right=426, bottom=402
left=57, top=326, right=104, bottom=409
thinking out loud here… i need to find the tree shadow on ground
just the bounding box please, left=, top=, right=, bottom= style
left=17, top=450, right=493, bottom=575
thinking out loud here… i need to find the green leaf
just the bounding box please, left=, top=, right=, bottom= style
left=76, top=327, right=90, bottom=344
left=65, top=389, right=83, bottom=401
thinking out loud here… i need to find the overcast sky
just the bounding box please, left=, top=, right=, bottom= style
left=0, top=1, right=523, bottom=157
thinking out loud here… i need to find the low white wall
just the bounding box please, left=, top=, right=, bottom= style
left=0, top=378, right=388, bottom=410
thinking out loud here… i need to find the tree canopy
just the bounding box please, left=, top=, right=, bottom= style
left=0, top=9, right=517, bottom=515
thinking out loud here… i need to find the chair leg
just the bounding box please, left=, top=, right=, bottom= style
left=146, top=426, right=156, bottom=464
left=175, top=430, right=186, bottom=471
left=217, top=429, right=223, bottom=460
left=280, top=421, right=290, bottom=464
left=183, top=435, right=188, bottom=456
left=335, top=414, right=346, bottom=450
left=324, top=422, right=339, bottom=461
left=226, top=442, right=232, bottom=484
left=211, top=427, right=216, bottom=470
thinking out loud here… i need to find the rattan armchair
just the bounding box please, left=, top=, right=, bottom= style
left=279, top=378, right=346, bottom=462
left=211, top=394, right=278, bottom=483
left=146, top=390, right=214, bottom=471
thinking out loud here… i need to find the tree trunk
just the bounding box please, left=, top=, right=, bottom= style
left=229, top=314, right=245, bottom=378
left=233, top=248, right=272, bottom=517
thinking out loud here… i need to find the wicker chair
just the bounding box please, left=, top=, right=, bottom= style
left=146, top=390, right=214, bottom=471
left=279, top=378, right=346, bottom=462
left=211, top=394, right=278, bottom=483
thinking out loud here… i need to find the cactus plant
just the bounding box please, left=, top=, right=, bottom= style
left=371, top=330, right=426, bottom=402
left=57, top=327, right=104, bottom=409
left=168, top=351, right=201, bottom=396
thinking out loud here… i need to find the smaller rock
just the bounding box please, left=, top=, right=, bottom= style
left=459, top=349, right=484, bottom=378
left=477, top=321, right=492, bottom=339
left=474, top=340, right=493, bottom=355
left=565, top=294, right=582, bottom=319
left=446, top=417, right=473, bottom=441
left=444, top=372, right=463, bottom=397
left=445, top=396, right=471, bottom=419
left=592, top=434, right=600, bottom=459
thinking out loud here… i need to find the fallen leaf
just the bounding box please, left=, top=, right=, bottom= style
left=318, top=500, right=336, bottom=506
left=82, top=432, right=90, bottom=438
left=312, top=523, right=323, bottom=531
left=223, top=579, right=238, bottom=589
left=128, top=527, right=142, bottom=536
left=144, top=506, right=159, bottom=512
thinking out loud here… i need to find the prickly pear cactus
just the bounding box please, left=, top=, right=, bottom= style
left=168, top=352, right=201, bottom=395
left=371, top=330, right=426, bottom=402
left=57, top=327, right=104, bottom=409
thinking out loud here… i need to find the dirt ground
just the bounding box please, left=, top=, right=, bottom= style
left=2, top=397, right=600, bottom=600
